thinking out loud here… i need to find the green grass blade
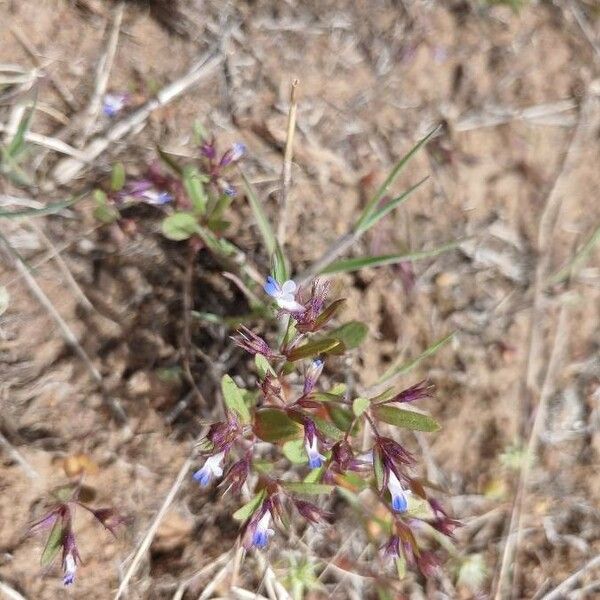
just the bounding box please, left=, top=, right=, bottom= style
left=378, top=331, right=455, bottom=384
left=0, top=196, right=81, bottom=219
left=6, top=99, right=35, bottom=159
left=548, top=224, right=600, bottom=285
left=354, top=127, right=439, bottom=232
left=320, top=240, right=461, bottom=275
left=357, top=176, right=429, bottom=233
left=241, top=171, right=277, bottom=256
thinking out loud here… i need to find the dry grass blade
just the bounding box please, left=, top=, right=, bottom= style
left=541, top=554, right=600, bottom=600
left=82, top=2, right=125, bottom=139
left=0, top=579, right=28, bottom=600
left=115, top=455, right=194, bottom=599
left=0, top=234, right=128, bottom=424
left=0, top=432, right=39, bottom=480
left=277, top=79, right=299, bottom=248
left=52, top=50, right=222, bottom=185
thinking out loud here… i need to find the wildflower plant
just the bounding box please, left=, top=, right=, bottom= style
left=192, top=267, right=458, bottom=580
left=29, top=486, right=125, bottom=586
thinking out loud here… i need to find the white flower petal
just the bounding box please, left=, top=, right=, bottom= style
left=281, top=280, right=297, bottom=295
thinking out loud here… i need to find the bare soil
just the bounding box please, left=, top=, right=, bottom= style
left=1, top=1, right=600, bottom=598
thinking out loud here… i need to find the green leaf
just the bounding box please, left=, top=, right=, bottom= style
left=286, top=338, right=345, bottom=362
left=254, top=354, right=275, bottom=379
left=233, top=489, right=266, bottom=522
left=40, top=519, right=64, bottom=567
left=183, top=166, right=208, bottom=214
left=156, top=146, right=184, bottom=176
left=110, top=162, right=126, bottom=192
left=329, top=321, right=368, bottom=349
left=0, top=196, right=80, bottom=219
left=352, top=397, right=369, bottom=417
left=373, top=448, right=384, bottom=490
left=281, top=482, right=335, bottom=495
left=303, top=466, right=325, bottom=483
left=359, top=176, right=429, bottom=233
left=93, top=189, right=120, bottom=224
left=326, top=405, right=354, bottom=432
left=241, top=171, right=277, bottom=256
left=272, top=242, right=289, bottom=282
left=161, top=212, right=199, bottom=241
left=355, top=127, right=438, bottom=232
left=549, top=224, right=600, bottom=285
left=283, top=439, right=308, bottom=464
left=253, top=408, right=302, bottom=443
left=221, top=375, right=251, bottom=424
left=321, top=240, right=461, bottom=275
left=0, top=286, right=9, bottom=316
left=6, top=103, right=35, bottom=159
left=373, top=405, right=440, bottom=432
left=312, top=415, right=344, bottom=441
left=313, top=298, right=346, bottom=328
left=378, top=331, right=454, bottom=384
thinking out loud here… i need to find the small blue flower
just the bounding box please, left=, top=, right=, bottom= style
left=141, top=190, right=173, bottom=205
left=102, top=93, right=127, bottom=117
left=230, top=142, right=246, bottom=162
left=303, top=358, right=324, bottom=395
left=252, top=510, right=275, bottom=548
left=263, top=276, right=305, bottom=312
left=193, top=451, right=225, bottom=487
left=305, top=436, right=326, bottom=469
left=63, top=553, right=76, bottom=586
left=387, top=470, right=410, bottom=512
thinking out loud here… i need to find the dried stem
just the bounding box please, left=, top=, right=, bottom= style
left=277, top=79, right=299, bottom=247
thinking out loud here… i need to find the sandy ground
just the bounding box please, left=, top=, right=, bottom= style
left=1, top=1, right=600, bottom=598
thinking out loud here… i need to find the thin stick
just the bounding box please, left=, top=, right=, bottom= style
left=568, top=0, right=600, bottom=64
left=115, top=455, right=194, bottom=599
left=0, top=431, right=39, bottom=480
left=82, top=2, right=125, bottom=139
left=277, top=79, right=299, bottom=247
left=10, top=27, right=77, bottom=111
left=542, top=554, right=600, bottom=600
left=26, top=220, right=95, bottom=312
left=493, top=303, right=570, bottom=600
left=0, top=123, right=87, bottom=159
left=52, top=51, right=222, bottom=185
left=0, top=579, right=28, bottom=600
left=0, top=235, right=128, bottom=424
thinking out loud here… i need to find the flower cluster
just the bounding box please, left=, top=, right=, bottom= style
left=194, top=273, right=457, bottom=579
left=30, top=488, right=125, bottom=586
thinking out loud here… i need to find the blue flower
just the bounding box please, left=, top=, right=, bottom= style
left=63, top=553, right=77, bottom=586
left=252, top=510, right=275, bottom=548
left=387, top=470, right=410, bottom=512
left=303, top=358, right=324, bottom=395
left=141, top=190, right=173, bottom=205
left=102, top=93, right=127, bottom=117
left=305, top=435, right=326, bottom=469
left=263, top=276, right=305, bottom=312
left=193, top=451, right=225, bottom=486
left=230, top=142, right=246, bottom=162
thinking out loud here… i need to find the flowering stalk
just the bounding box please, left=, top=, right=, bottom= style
left=192, top=272, right=457, bottom=579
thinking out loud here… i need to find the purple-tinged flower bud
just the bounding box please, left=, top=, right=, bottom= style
left=219, top=142, right=246, bottom=166
left=303, top=358, right=324, bottom=395
left=417, top=551, right=441, bottom=577
left=331, top=440, right=354, bottom=471
left=427, top=515, right=461, bottom=538
left=387, top=469, right=410, bottom=512
left=294, top=499, right=331, bottom=524
left=200, top=139, right=217, bottom=160
left=206, top=418, right=240, bottom=450
left=90, top=508, right=126, bottom=537
left=221, top=457, right=250, bottom=495
left=193, top=451, right=226, bottom=486
left=232, top=326, right=276, bottom=358
left=381, top=534, right=401, bottom=558
left=264, top=276, right=305, bottom=313
left=378, top=437, right=414, bottom=466
left=102, top=93, right=128, bottom=118
left=389, top=380, right=434, bottom=404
